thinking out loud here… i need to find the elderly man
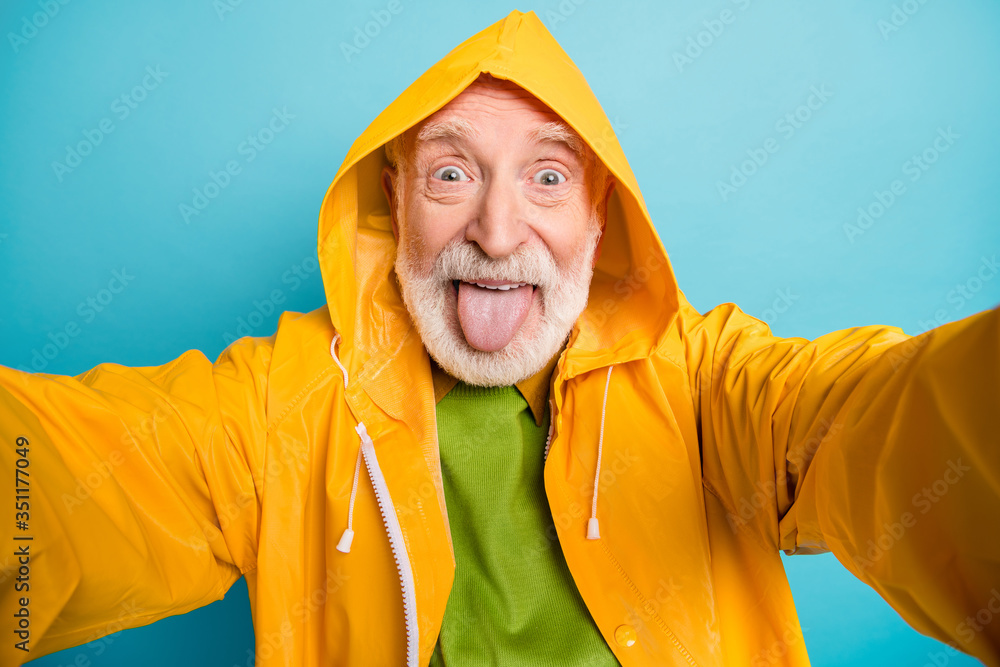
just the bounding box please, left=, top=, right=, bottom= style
left=1, top=10, right=998, bottom=667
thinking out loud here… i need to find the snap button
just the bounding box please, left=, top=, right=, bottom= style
left=614, top=624, right=637, bottom=647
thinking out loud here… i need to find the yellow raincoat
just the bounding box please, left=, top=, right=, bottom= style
left=2, top=10, right=998, bottom=667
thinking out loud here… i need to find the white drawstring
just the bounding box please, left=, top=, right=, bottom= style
left=336, top=446, right=363, bottom=553
left=328, top=333, right=419, bottom=665
left=587, top=365, right=614, bottom=540
left=330, top=333, right=349, bottom=389
left=331, top=331, right=361, bottom=553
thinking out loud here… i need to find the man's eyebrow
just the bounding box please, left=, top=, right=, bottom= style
left=415, top=118, right=585, bottom=158
left=415, top=118, right=479, bottom=146
left=527, top=121, right=584, bottom=158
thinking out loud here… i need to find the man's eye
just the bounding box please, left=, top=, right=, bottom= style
left=432, top=166, right=469, bottom=182
left=533, top=169, right=566, bottom=185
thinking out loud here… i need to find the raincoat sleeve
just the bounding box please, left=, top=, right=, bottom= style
left=0, top=336, right=268, bottom=665
left=680, top=299, right=1000, bottom=663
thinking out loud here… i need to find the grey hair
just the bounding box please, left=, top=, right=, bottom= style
left=384, top=132, right=410, bottom=182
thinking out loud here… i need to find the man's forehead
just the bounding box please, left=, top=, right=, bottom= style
left=410, top=76, right=584, bottom=157
left=436, top=74, right=550, bottom=113
left=415, top=117, right=583, bottom=157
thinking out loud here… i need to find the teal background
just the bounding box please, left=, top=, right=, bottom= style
left=1, top=0, right=997, bottom=665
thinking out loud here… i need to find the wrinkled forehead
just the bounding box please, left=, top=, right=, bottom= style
left=409, top=74, right=585, bottom=159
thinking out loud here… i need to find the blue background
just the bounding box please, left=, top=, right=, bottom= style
left=2, top=1, right=997, bottom=665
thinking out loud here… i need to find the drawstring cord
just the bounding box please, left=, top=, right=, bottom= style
left=330, top=333, right=349, bottom=389
left=336, top=447, right=363, bottom=553
left=331, top=332, right=361, bottom=553
left=334, top=328, right=615, bottom=547
left=587, top=365, right=615, bottom=540
left=328, top=333, right=420, bottom=666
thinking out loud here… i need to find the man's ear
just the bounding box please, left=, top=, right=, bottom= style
left=380, top=165, right=399, bottom=243
left=592, top=177, right=615, bottom=268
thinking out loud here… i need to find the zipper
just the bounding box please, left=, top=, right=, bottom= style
left=356, top=423, right=419, bottom=667
left=542, top=398, right=555, bottom=460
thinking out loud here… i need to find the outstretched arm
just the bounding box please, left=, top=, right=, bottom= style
left=0, top=335, right=270, bottom=665
left=681, top=299, right=1000, bottom=664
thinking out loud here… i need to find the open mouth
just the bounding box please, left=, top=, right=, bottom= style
left=451, top=279, right=538, bottom=293
left=450, top=279, right=538, bottom=352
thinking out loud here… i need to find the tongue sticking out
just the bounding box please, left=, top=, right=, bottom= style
left=457, top=282, right=533, bottom=352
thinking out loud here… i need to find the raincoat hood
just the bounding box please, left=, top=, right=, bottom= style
left=317, top=9, right=680, bottom=390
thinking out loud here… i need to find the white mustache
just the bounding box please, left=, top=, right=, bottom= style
left=433, top=240, right=559, bottom=288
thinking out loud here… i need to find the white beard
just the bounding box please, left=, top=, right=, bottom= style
left=395, top=217, right=601, bottom=387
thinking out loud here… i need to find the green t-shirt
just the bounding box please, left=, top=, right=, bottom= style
left=429, top=382, right=620, bottom=666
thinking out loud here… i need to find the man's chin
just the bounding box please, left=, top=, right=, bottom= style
left=427, top=322, right=563, bottom=387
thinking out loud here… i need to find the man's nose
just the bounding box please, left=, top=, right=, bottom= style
left=465, top=177, right=531, bottom=258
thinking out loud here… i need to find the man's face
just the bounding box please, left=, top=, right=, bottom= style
left=382, top=77, right=608, bottom=386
